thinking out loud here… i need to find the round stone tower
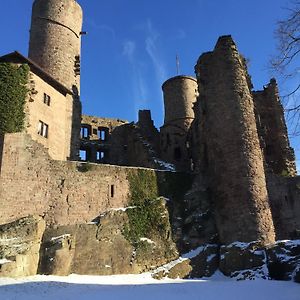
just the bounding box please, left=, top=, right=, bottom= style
left=28, top=0, right=83, bottom=93
left=195, top=36, right=275, bottom=245
left=160, top=75, right=198, bottom=171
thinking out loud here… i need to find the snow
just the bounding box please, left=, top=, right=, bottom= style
left=225, top=241, right=254, bottom=249
left=99, top=206, right=137, bottom=217
left=140, top=238, right=155, bottom=244
left=50, top=234, right=71, bottom=242
left=182, top=244, right=218, bottom=259
left=0, top=273, right=299, bottom=300
left=0, top=259, right=11, bottom=265
left=276, top=239, right=300, bottom=247
left=153, top=245, right=217, bottom=275
left=154, top=159, right=176, bottom=171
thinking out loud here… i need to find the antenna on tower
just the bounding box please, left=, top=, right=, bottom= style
left=176, top=54, right=180, bottom=75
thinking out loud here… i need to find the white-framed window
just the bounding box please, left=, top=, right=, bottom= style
left=38, top=121, right=49, bottom=138
left=43, top=93, right=51, bottom=106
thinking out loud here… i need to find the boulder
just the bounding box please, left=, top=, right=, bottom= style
left=189, top=244, right=219, bottom=278
left=267, top=240, right=300, bottom=281
left=293, top=265, right=300, bottom=283
left=152, top=244, right=219, bottom=280
left=0, top=216, right=45, bottom=277
left=219, top=242, right=268, bottom=280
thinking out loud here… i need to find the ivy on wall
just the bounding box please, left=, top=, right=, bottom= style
left=0, top=63, right=29, bottom=134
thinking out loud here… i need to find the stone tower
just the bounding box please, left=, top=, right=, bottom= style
left=253, top=79, right=297, bottom=177
left=28, top=0, right=83, bottom=160
left=28, top=0, right=83, bottom=93
left=195, top=36, right=275, bottom=245
left=160, top=75, right=198, bottom=171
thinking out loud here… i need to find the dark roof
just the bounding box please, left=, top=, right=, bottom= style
left=0, top=51, right=73, bottom=96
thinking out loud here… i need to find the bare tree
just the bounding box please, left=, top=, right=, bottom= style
left=271, top=0, right=300, bottom=136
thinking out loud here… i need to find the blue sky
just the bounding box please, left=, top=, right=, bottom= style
left=1, top=0, right=299, bottom=165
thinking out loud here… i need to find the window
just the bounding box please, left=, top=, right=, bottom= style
left=97, top=127, right=109, bottom=141
left=79, top=148, right=91, bottom=161
left=96, top=150, right=105, bottom=162
left=79, top=149, right=87, bottom=161
left=38, top=121, right=48, bottom=138
left=43, top=93, right=51, bottom=106
left=74, top=55, right=80, bottom=76
left=80, top=125, right=91, bottom=138
left=110, top=185, right=115, bottom=198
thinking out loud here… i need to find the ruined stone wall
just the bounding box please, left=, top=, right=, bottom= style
left=28, top=0, right=83, bottom=92
left=267, top=174, right=300, bottom=239
left=80, top=115, right=128, bottom=163
left=161, top=76, right=198, bottom=172
left=109, top=123, right=166, bottom=170
left=79, top=115, right=169, bottom=170
left=25, top=71, right=75, bottom=161
left=253, top=79, right=296, bottom=177
left=194, top=36, right=275, bottom=245
left=0, top=133, right=178, bottom=227
left=137, top=110, right=160, bottom=154
left=0, top=133, right=130, bottom=226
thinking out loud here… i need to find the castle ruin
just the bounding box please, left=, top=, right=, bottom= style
left=0, top=0, right=300, bottom=279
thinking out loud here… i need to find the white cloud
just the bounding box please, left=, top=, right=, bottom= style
left=122, top=40, right=148, bottom=111
left=122, top=40, right=136, bottom=61
left=145, top=20, right=167, bottom=85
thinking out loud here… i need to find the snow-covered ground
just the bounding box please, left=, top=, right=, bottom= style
left=0, top=273, right=299, bottom=300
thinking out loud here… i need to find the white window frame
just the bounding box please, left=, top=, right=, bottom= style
left=38, top=121, right=49, bottom=138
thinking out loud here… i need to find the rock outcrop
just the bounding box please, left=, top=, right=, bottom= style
left=0, top=216, right=45, bottom=277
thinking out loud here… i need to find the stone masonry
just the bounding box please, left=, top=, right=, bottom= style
left=29, top=0, right=83, bottom=93
left=194, top=36, right=276, bottom=245
left=160, top=76, right=198, bottom=172
left=253, top=79, right=297, bottom=177
left=1, top=0, right=300, bottom=280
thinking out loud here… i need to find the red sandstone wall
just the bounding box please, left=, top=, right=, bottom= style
left=194, top=36, right=275, bottom=245
left=0, top=133, right=133, bottom=226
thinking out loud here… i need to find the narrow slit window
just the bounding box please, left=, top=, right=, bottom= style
left=38, top=121, right=48, bottom=138
left=110, top=185, right=115, bottom=198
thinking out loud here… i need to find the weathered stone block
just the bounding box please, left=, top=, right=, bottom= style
left=189, top=244, right=219, bottom=278
left=38, top=234, right=75, bottom=276
left=219, top=242, right=267, bottom=279
left=0, top=216, right=45, bottom=277
left=267, top=240, right=300, bottom=281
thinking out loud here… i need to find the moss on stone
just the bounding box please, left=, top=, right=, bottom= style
left=124, top=169, right=194, bottom=249
left=0, top=63, right=29, bottom=134
left=124, top=169, right=168, bottom=247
